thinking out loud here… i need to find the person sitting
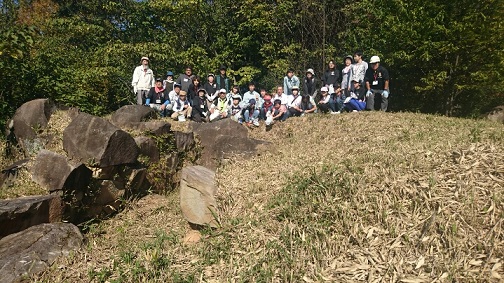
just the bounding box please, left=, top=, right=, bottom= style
left=229, top=94, right=243, bottom=123
left=343, top=79, right=367, bottom=112
left=242, top=99, right=260, bottom=127
left=209, top=89, right=229, bottom=122
left=300, top=95, right=317, bottom=115
left=171, top=91, right=192, bottom=121
left=260, top=94, right=273, bottom=120
left=242, top=82, right=261, bottom=110
left=146, top=78, right=170, bottom=117
left=317, top=86, right=336, bottom=114
left=192, top=89, right=210, bottom=122
left=167, top=83, right=182, bottom=113
left=271, top=99, right=288, bottom=122
left=287, top=86, right=303, bottom=117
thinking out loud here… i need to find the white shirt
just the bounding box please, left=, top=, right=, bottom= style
left=132, top=65, right=155, bottom=91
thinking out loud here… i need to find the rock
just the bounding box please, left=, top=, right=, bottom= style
left=486, top=105, right=504, bottom=123
left=0, top=223, right=83, bottom=283
left=91, top=166, right=118, bottom=180
left=173, top=131, right=195, bottom=152
left=1, top=158, right=30, bottom=188
left=63, top=113, right=139, bottom=167
left=133, top=121, right=172, bottom=136
left=180, top=166, right=219, bottom=228
left=183, top=229, right=202, bottom=244
left=31, top=149, right=92, bottom=193
left=11, top=98, right=53, bottom=141
left=110, top=105, right=157, bottom=128
left=0, top=195, right=64, bottom=238
left=127, top=167, right=150, bottom=196
left=135, top=136, right=160, bottom=163
left=95, top=180, right=125, bottom=206
left=190, top=119, right=266, bottom=170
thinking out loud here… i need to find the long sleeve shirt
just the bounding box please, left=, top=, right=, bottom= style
left=132, top=65, right=155, bottom=91
left=283, top=75, right=300, bottom=96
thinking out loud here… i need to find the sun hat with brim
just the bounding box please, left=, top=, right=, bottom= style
left=306, top=68, right=315, bottom=75
left=179, top=91, right=187, bottom=96
left=140, top=56, right=149, bottom=63
left=219, top=88, right=227, bottom=93
left=232, top=94, right=242, bottom=101
left=321, top=86, right=329, bottom=92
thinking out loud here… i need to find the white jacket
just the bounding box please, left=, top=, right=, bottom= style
left=132, top=65, right=155, bottom=91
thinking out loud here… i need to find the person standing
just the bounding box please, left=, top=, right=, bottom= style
left=283, top=69, right=300, bottom=96
left=216, top=65, right=230, bottom=93
left=351, top=51, right=368, bottom=87
left=365, top=56, right=390, bottom=111
left=132, top=56, right=155, bottom=105
left=322, top=60, right=341, bottom=95
left=176, top=66, right=194, bottom=92
left=303, top=68, right=317, bottom=100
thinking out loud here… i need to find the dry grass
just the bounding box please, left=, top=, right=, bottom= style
left=23, top=112, right=504, bottom=282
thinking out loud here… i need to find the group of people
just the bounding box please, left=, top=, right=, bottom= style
left=131, top=51, right=390, bottom=127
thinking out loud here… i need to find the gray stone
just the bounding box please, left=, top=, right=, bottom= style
left=63, top=113, right=139, bottom=167
left=190, top=119, right=267, bottom=170
left=31, top=149, right=92, bottom=193
left=127, top=167, right=150, bottom=195
left=110, top=105, right=157, bottom=128
left=0, top=195, right=64, bottom=238
left=486, top=105, right=504, bottom=123
left=128, top=121, right=172, bottom=136
left=180, top=166, right=219, bottom=228
left=173, top=131, right=195, bottom=152
left=135, top=136, right=160, bottom=163
left=11, top=99, right=53, bottom=141
left=0, top=223, right=83, bottom=283
left=95, top=180, right=125, bottom=206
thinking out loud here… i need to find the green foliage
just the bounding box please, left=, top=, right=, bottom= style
left=0, top=0, right=503, bottom=132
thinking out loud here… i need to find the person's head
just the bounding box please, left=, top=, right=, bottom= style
left=276, top=85, right=283, bottom=95
left=179, top=91, right=187, bottom=101
left=287, top=69, right=294, bottom=78
left=192, top=76, right=200, bottom=86
left=344, top=55, right=353, bottom=66
left=232, top=94, right=241, bottom=106
left=155, top=78, right=163, bottom=88
left=353, top=51, right=363, bottom=63
left=140, top=56, right=149, bottom=66
left=198, top=89, right=206, bottom=97
left=174, top=83, right=181, bottom=94
left=370, top=56, right=381, bottom=70
left=219, top=65, right=227, bottom=75
left=306, top=68, right=314, bottom=79
left=292, top=86, right=299, bottom=95
left=219, top=89, right=227, bottom=99
left=263, top=94, right=272, bottom=104
left=328, top=60, right=335, bottom=69
left=232, top=85, right=239, bottom=94
left=166, top=71, right=174, bottom=80
left=301, top=95, right=309, bottom=103
left=207, top=73, right=215, bottom=83
left=352, top=80, right=360, bottom=89
left=273, top=99, right=281, bottom=109
left=320, top=86, right=329, bottom=96
left=185, top=66, right=192, bottom=76
left=260, top=88, right=267, bottom=97
left=248, top=98, right=256, bottom=108
left=248, top=82, right=255, bottom=92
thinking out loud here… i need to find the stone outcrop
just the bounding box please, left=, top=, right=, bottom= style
left=191, top=119, right=266, bottom=169
left=31, top=149, right=92, bottom=193
left=180, top=166, right=219, bottom=228
left=486, top=105, right=504, bottom=124
left=63, top=113, right=139, bottom=167
left=0, top=195, right=63, bottom=238
left=135, top=136, right=160, bottom=163
left=110, top=105, right=157, bottom=128
left=0, top=223, right=83, bottom=283
left=10, top=98, right=54, bottom=152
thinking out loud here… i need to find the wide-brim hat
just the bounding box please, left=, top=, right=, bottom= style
left=140, top=56, right=149, bottom=63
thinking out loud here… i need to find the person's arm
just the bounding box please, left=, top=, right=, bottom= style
left=132, top=67, right=139, bottom=93
left=305, top=104, right=317, bottom=113
left=283, top=77, right=288, bottom=94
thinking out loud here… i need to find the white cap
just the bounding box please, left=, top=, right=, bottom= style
left=321, top=86, right=328, bottom=92
left=219, top=88, right=227, bottom=93
left=370, top=56, right=380, bottom=64
left=140, top=56, right=149, bottom=62
left=306, top=68, right=315, bottom=75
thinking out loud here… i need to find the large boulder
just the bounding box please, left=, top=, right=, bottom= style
left=31, top=149, right=92, bottom=193
left=0, top=223, right=83, bottom=283
left=0, top=195, right=64, bottom=238
left=486, top=105, right=504, bottom=123
left=110, top=105, right=157, bottom=128
left=190, top=119, right=266, bottom=170
left=63, top=113, right=139, bottom=167
left=10, top=99, right=54, bottom=152
left=173, top=131, right=195, bottom=152
left=180, top=166, right=219, bottom=228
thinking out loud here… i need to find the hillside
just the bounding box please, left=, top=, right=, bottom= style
left=29, top=112, right=504, bottom=282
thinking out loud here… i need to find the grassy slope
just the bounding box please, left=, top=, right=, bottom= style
left=30, top=112, right=504, bottom=282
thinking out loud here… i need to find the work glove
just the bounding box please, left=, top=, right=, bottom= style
left=366, top=90, right=372, bottom=98
left=382, top=90, right=389, bottom=98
